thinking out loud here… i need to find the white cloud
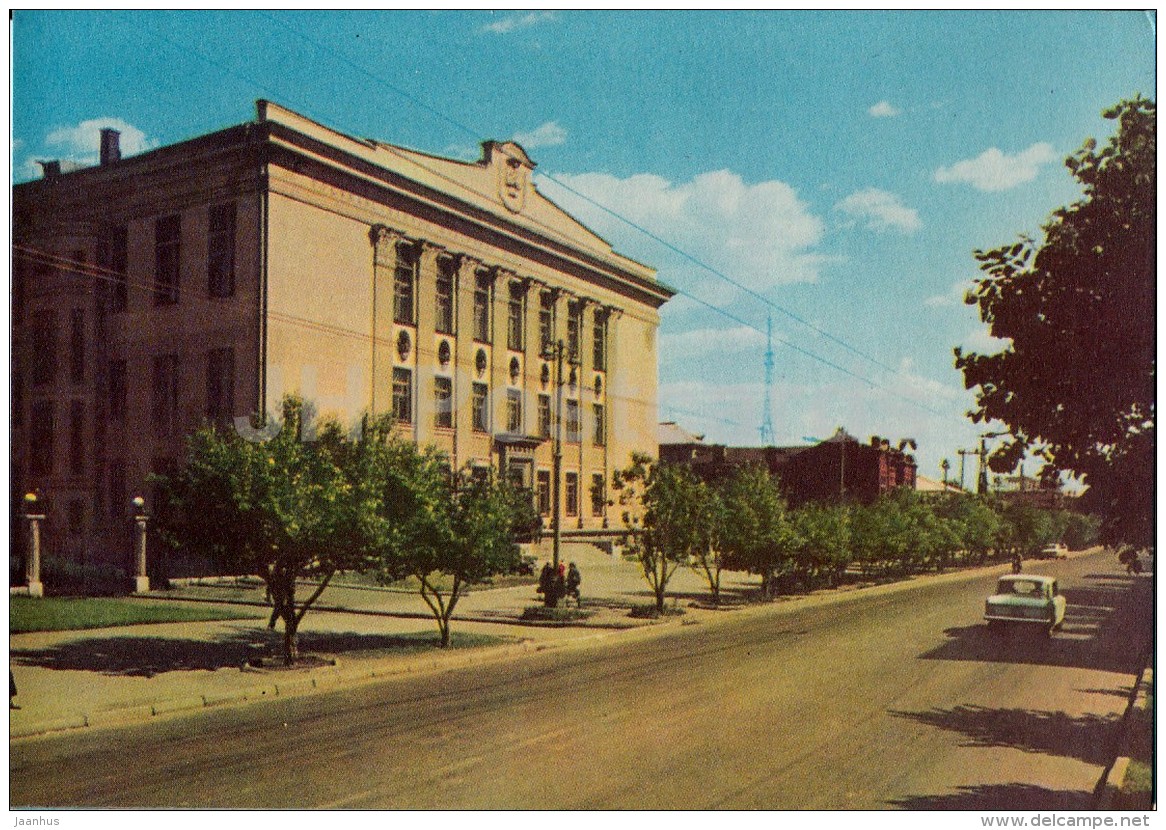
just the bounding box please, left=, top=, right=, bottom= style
left=869, top=100, right=901, bottom=118
left=934, top=142, right=1058, bottom=191
left=959, top=325, right=1012, bottom=355
left=513, top=121, right=567, bottom=149
left=482, top=11, right=556, bottom=34
left=834, top=188, right=921, bottom=233
left=45, top=117, right=156, bottom=162
left=536, top=168, right=830, bottom=292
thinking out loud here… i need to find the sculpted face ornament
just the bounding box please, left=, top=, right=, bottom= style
left=493, top=142, right=533, bottom=214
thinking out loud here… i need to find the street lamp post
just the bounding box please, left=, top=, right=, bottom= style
left=23, top=493, right=44, bottom=598
left=131, top=496, right=150, bottom=594
left=542, top=338, right=566, bottom=571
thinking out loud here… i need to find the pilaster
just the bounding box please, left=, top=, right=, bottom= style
left=490, top=268, right=514, bottom=439
left=415, top=241, right=442, bottom=446
left=453, top=255, right=481, bottom=471
left=369, top=224, right=405, bottom=417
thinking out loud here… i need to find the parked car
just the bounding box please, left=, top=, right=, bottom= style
left=984, top=574, right=1066, bottom=636
left=1036, top=542, right=1069, bottom=559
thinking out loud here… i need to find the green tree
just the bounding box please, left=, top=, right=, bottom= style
left=938, top=495, right=1002, bottom=565
left=956, top=97, right=1155, bottom=550
left=691, top=482, right=728, bottom=605
left=719, top=465, right=799, bottom=598
left=367, top=444, right=523, bottom=648
left=613, top=455, right=704, bottom=614
left=156, top=398, right=371, bottom=664
left=792, top=502, right=851, bottom=588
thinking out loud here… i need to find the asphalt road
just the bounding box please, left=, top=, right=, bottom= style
left=10, top=549, right=1150, bottom=809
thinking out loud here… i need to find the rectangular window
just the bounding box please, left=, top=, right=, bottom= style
left=435, top=259, right=455, bottom=335
left=98, top=225, right=128, bottom=311
left=12, top=371, right=22, bottom=428
left=206, top=347, right=235, bottom=421
left=70, top=399, right=85, bottom=476
left=434, top=376, right=453, bottom=429
left=538, top=394, right=551, bottom=439
left=108, top=461, right=126, bottom=520
left=566, top=399, right=580, bottom=443
left=593, top=403, right=605, bottom=446
left=31, top=309, right=58, bottom=387
left=108, top=360, right=127, bottom=423
left=473, top=273, right=491, bottom=341
left=207, top=202, right=236, bottom=298
left=565, top=472, right=579, bottom=517
left=70, top=308, right=85, bottom=385
left=506, top=389, right=522, bottom=434
left=393, top=246, right=416, bottom=325
left=29, top=400, right=54, bottom=476
left=507, top=282, right=524, bottom=351
left=152, top=354, right=179, bottom=437
left=593, top=312, right=607, bottom=371
left=392, top=367, right=412, bottom=424
left=154, top=214, right=181, bottom=305
left=68, top=499, right=84, bottom=537
left=591, top=473, right=606, bottom=517
left=537, top=470, right=551, bottom=516
left=539, top=291, right=554, bottom=353
left=566, top=302, right=580, bottom=362
left=472, top=382, right=488, bottom=432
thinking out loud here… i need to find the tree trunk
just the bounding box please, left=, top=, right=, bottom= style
left=283, top=617, right=299, bottom=665
left=439, top=619, right=451, bottom=648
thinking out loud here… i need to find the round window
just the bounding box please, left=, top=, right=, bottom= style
left=509, top=356, right=521, bottom=383
left=540, top=363, right=550, bottom=389
left=475, top=349, right=488, bottom=378
left=396, top=330, right=412, bottom=361
left=594, top=375, right=603, bottom=396
left=437, top=339, right=451, bottom=367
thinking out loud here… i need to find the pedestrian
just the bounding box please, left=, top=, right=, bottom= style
left=537, top=562, right=554, bottom=597
left=10, top=670, right=19, bottom=710
left=1011, top=553, right=1022, bottom=574
left=566, top=562, right=582, bottom=606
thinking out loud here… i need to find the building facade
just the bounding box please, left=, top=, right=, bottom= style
left=658, top=424, right=918, bottom=506
left=12, top=101, right=673, bottom=570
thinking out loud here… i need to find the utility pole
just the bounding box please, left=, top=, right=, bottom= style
left=759, top=313, right=775, bottom=445
left=940, top=458, right=951, bottom=488
left=956, top=448, right=978, bottom=492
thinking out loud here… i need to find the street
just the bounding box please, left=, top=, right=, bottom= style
left=10, top=549, right=1150, bottom=809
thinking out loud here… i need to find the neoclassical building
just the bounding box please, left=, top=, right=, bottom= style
left=12, top=101, right=673, bottom=568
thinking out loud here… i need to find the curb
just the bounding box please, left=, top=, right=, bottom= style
left=8, top=634, right=609, bottom=741
left=1095, top=665, right=1153, bottom=810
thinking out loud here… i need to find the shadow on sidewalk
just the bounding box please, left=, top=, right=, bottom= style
left=10, top=629, right=476, bottom=678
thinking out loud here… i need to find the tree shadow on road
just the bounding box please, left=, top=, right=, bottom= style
left=888, top=783, right=1091, bottom=810
left=890, top=704, right=1120, bottom=766
left=919, top=574, right=1150, bottom=674
left=10, top=629, right=472, bottom=677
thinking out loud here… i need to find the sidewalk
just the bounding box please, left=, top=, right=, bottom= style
left=9, top=542, right=726, bottom=739
left=9, top=545, right=1106, bottom=741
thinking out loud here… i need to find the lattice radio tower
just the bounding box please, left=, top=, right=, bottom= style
left=759, top=312, right=776, bottom=445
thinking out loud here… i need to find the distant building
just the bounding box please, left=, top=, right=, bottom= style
left=990, top=474, right=1070, bottom=510
left=13, top=101, right=673, bottom=570
left=658, top=424, right=918, bottom=506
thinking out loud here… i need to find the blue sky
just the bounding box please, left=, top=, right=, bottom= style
left=11, top=10, right=1156, bottom=488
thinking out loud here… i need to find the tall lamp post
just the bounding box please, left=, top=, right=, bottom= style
left=542, top=338, right=566, bottom=571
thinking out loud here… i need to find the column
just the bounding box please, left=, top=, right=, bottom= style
left=522, top=279, right=545, bottom=432
left=551, top=289, right=572, bottom=519
left=415, top=242, right=442, bottom=446
left=489, top=268, right=513, bottom=440
left=369, top=225, right=404, bottom=417
left=453, top=255, right=480, bottom=471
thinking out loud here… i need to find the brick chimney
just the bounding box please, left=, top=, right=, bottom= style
left=37, top=160, right=61, bottom=179
left=99, top=128, right=121, bottom=165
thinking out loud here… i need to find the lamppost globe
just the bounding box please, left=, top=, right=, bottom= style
left=23, top=492, right=37, bottom=506
left=131, top=496, right=146, bottom=512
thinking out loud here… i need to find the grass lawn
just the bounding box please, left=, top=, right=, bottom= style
left=1114, top=676, right=1153, bottom=810
left=10, top=596, right=263, bottom=633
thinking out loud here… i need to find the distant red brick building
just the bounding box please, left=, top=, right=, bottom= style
left=658, top=423, right=918, bottom=506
